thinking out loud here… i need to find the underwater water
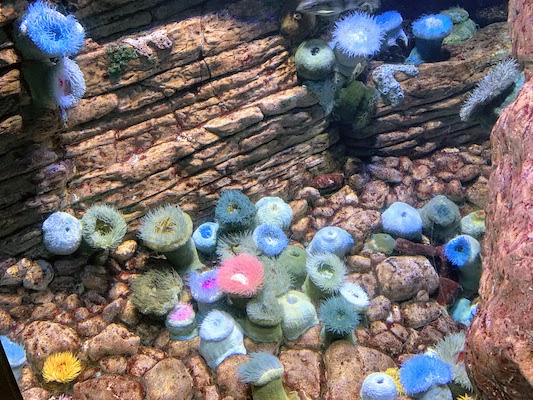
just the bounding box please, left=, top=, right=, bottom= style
left=0, top=0, right=520, bottom=399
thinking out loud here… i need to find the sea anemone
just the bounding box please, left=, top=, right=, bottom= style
left=450, top=297, right=477, bottom=327
left=383, top=367, right=404, bottom=396
left=188, top=269, right=225, bottom=312
left=14, top=1, right=85, bottom=60
left=138, top=204, right=192, bottom=252
left=363, top=233, right=396, bottom=255
left=426, top=331, right=472, bottom=391
left=238, top=352, right=290, bottom=400
left=331, top=11, right=385, bottom=64
left=50, top=57, right=86, bottom=109
left=339, top=282, right=369, bottom=313
left=261, top=256, right=293, bottom=297
left=278, top=290, right=319, bottom=341
left=460, top=58, right=522, bottom=125
left=303, top=252, right=346, bottom=301
left=376, top=10, right=408, bottom=49
left=165, top=302, right=198, bottom=340
left=217, top=253, right=264, bottom=298
left=129, top=268, right=183, bottom=317
left=199, top=310, right=246, bottom=369
left=460, top=210, right=486, bottom=239
left=42, top=351, right=82, bottom=384
left=307, top=226, right=354, bottom=258
left=443, top=234, right=482, bottom=292
left=294, top=39, right=336, bottom=81
left=255, top=197, right=293, bottom=230
left=277, top=245, right=308, bottom=287
left=244, top=289, right=283, bottom=342
left=319, top=295, right=361, bottom=344
left=138, top=204, right=201, bottom=272
left=216, top=230, right=260, bottom=260
left=381, top=202, right=423, bottom=241
left=418, top=195, right=461, bottom=243
left=406, top=14, right=453, bottom=64
left=253, top=224, right=289, bottom=257
left=399, top=354, right=452, bottom=397
left=360, top=372, right=398, bottom=400
left=81, top=204, right=127, bottom=250
left=215, top=189, right=256, bottom=232
left=42, top=211, right=82, bottom=255
left=192, top=222, right=219, bottom=255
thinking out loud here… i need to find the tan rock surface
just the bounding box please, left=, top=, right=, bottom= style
left=465, top=81, right=533, bottom=398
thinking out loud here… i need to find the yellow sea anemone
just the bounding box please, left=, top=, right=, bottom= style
left=42, top=351, right=82, bottom=384
left=457, top=395, right=477, bottom=400
left=383, top=367, right=404, bottom=395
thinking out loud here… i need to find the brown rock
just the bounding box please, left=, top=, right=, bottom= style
left=375, top=256, right=440, bottom=302
left=323, top=341, right=395, bottom=400
left=465, top=78, right=533, bottom=397
left=22, top=321, right=80, bottom=369
left=280, top=349, right=322, bottom=400
left=0, top=307, right=14, bottom=333
left=99, top=355, right=128, bottom=375
left=216, top=354, right=251, bottom=400
left=143, top=358, right=194, bottom=400
left=20, top=388, right=50, bottom=400
left=128, top=353, right=158, bottom=377
left=84, top=323, right=140, bottom=361
left=401, top=301, right=443, bottom=329
left=74, top=374, right=144, bottom=400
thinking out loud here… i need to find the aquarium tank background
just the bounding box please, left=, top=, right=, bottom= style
left=0, top=0, right=531, bottom=399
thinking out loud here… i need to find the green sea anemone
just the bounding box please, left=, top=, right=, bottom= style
left=278, top=290, right=319, bottom=341
left=216, top=230, right=260, bottom=260
left=302, top=252, right=346, bottom=302
left=319, top=295, right=361, bottom=345
left=294, top=39, right=336, bottom=81
left=244, top=289, right=283, bottom=342
left=238, top=352, right=296, bottom=400
left=129, top=268, right=183, bottom=317
left=138, top=204, right=202, bottom=273
left=81, top=204, right=127, bottom=250
left=277, top=245, right=308, bottom=288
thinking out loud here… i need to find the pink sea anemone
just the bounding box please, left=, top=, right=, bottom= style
left=217, top=253, right=264, bottom=297
left=167, top=302, right=194, bottom=322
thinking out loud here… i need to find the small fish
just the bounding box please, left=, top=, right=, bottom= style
left=296, top=0, right=381, bottom=16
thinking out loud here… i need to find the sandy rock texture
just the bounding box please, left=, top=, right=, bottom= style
left=465, top=83, right=533, bottom=398
left=463, top=1, right=533, bottom=398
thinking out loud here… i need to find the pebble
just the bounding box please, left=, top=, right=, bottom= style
left=143, top=358, right=194, bottom=400
left=23, top=260, right=54, bottom=291
left=73, top=374, right=144, bottom=400
left=84, top=323, right=140, bottom=361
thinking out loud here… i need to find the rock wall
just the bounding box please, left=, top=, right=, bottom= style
left=0, top=0, right=343, bottom=260
left=465, top=0, right=533, bottom=398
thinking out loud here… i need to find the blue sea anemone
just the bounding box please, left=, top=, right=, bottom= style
left=255, top=197, right=293, bottom=231
left=51, top=57, right=86, bottom=109
left=360, top=372, right=398, bottom=400
left=376, top=10, right=408, bottom=49
left=319, top=295, right=361, bottom=339
left=42, top=211, right=83, bottom=255
left=81, top=204, right=127, bottom=250
left=253, top=223, right=289, bottom=257
left=381, top=202, right=423, bottom=241
left=307, top=226, right=354, bottom=258
left=399, top=354, right=452, bottom=397
left=332, top=11, right=385, bottom=62
left=188, top=269, right=226, bottom=313
left=443, top=235, right=481, bottom=268
left=193, top=222, right=219, bottom=255
left=303, top=252, right=346, bottom=301
left=406, top=14, right=453, bottom=64
left=443, top=234, right=482, bottom=292
left=215, top=189, right=257, bottom=232
left=15, top=1, right=85, bottom=60
left=199, top=310, right=246, bottom=369
left=278, top=290, right=319, bottom=341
